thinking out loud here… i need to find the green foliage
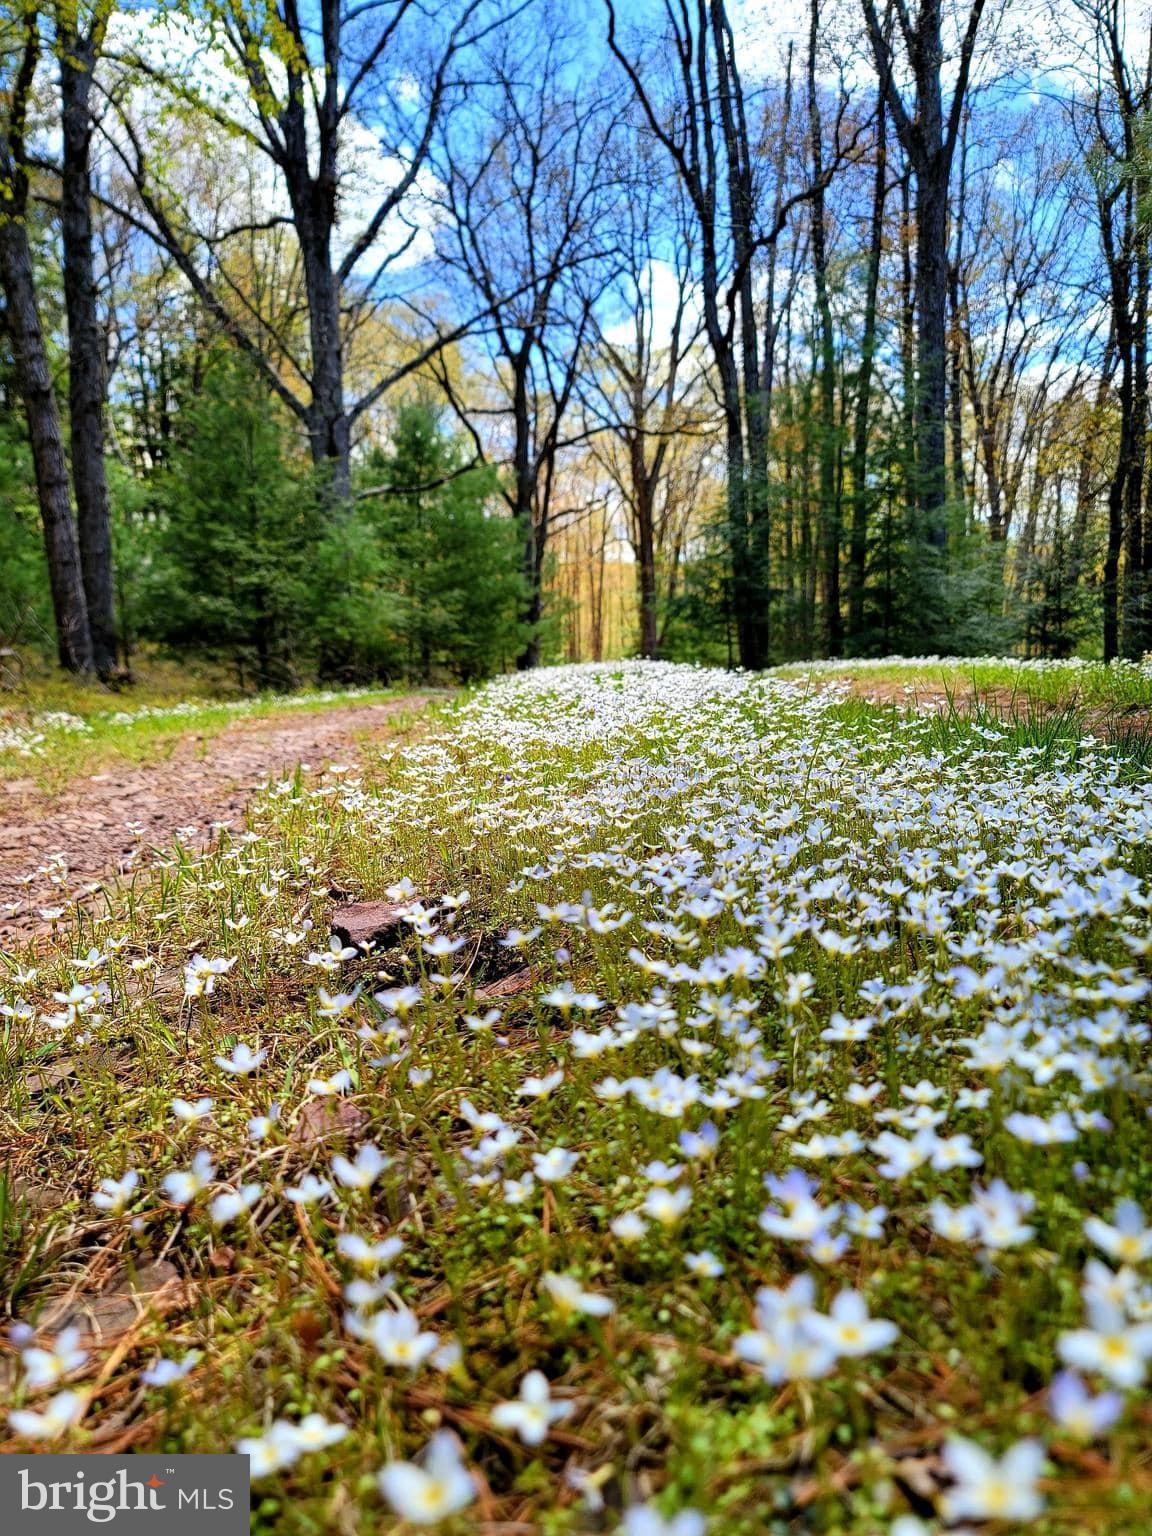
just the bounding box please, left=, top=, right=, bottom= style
left=354, top=400, right=527, bottom=682
left=1015, top=521, right=1103, bottom=659
left=5, top=360, right=526, bottom=689
left=107, top=460, right=162, bottom=662
left=662, top=402, right=1027, bottom=667
left=305, top=512, right=405, bottom=681
left=661, top=514, right=741, bottom=666
left=533, top=550, right=575, bottom=666
left=865, top=502, right=1020, bottom=659
left=0, top=404, right=53, bottom=650
left=142, top=351, right=321, bottom=690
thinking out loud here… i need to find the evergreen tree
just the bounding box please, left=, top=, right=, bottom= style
left=144, top=352, right=318, bottom=690
left=360, top=402, right=527, bottom=682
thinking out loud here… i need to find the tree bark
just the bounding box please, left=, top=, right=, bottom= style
left=302, top=251, right=351, bottom=503
left=898, top=166, right=918, bottom=505
left=59, top=17, right=118, bottom=674
left=0, top=215, right=94, bottom=673
left=277, top=25, right=352, bottom=504
left=847, top=97, right=886, bottom=644
left=916, top=159, right=949, bottom=548
left=1, top=17, right=93, bottom=673
left=1103, top=341, right=1130, bottom=663
left=632, top=434, right=660, bottom=659
left=808, top=0, right=841, bottom=656
left=511, top=346, right=541, bottom=669
left=948, top=114, right=969, bottom=512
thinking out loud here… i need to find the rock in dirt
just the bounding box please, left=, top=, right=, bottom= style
left=37, top=1259, right=187, bottom=1344
left=329, top=899, right=416, bottom=951
left=290, top=1096, right=369, bottom=1147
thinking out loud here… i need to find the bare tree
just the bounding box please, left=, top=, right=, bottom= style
left=104, top=0, right=515, bottom=499
left=581, top=146, right=713, bottom=657
left=860, top=0, right=991, bottom=562
left=431, top=20, right=620, bottom=666
left=955, top=109, right=1093, bottom=547
left=608, top=0, right=860, bottom=668
left=0, top=3, right=93, bottom=672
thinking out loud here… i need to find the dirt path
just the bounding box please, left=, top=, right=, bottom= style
left=0, top=695, right=435, bottom=943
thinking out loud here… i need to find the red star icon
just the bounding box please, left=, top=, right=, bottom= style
left=147, top=1476, right=164, bottom=1489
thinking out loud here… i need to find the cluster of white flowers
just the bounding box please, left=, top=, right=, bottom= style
left=0, top=724, right=47, bottom=756
left=0, top=711, right=92, bottom=760
left=778, top=653, right=1152, bottom=679
left=5, top=658, right=1152, bottom=1530
left=104, top=687, right=379, bottom=728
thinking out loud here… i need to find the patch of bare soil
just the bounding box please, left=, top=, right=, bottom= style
left=838, top=678, right=1152, bottom=738
left=0, top=696, right=437, bottom=944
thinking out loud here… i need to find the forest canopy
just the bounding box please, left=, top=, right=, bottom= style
left=1, top=0, right=1150, bottom=683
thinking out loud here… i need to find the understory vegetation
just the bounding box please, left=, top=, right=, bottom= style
left=2, top=661, right=1151, bottom=1533
left=8, top=1, right=1152, bottom=688
left=772, top=657, right=1152, bottom=711
left=0, top=676, right=410, bottom=791
left=3, top=370, right=527, bottom=691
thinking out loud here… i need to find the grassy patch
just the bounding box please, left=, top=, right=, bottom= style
left=2, top=661, right=1151, bottom=1533
left=772, top=655, right=1152, bottom=712
left=0, top=654, right=410, bottom=790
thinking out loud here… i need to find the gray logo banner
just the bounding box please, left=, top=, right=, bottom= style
left=0, top=1455, right=248, bottom=1533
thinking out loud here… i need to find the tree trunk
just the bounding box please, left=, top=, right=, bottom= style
left=280, top=56, right=351, bottom=504
left=720, top=363, right=758, bottom=669
left=948, top=114, right=969, bottom=512
left=1098, top=185, right=1136, bottom=664
left=631, top=439, right=659, bottom=658
left=0, top=214, right=94, bottom=673
left=847, top=99, right=886, bottom=645
left=299, top=225, right=351, bottom=502
left=798, top=375, right=816, bottom=656
left=1124, top=214, right=1150, bottom=657
left=59, top=26, right=117, bottom=675
left=898, top=167, right=918, bottom=495
left=511, top=349, right=541, bottom=668
left=1103, top=345, right=1130, bottom=663
left=808, top=1, right=841, bottom=656
left=711, top=0, right=769, bottom=669
left=916, top=159, right=950, bottom=549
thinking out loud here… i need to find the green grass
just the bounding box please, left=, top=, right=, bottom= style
left=815, top=693, right=1152, bottom=781
left=2, top=660, right=1151, bottom=1533
left=0, top=652, right=412, bottom=790
left=772, top=655, right=1152, bottom=712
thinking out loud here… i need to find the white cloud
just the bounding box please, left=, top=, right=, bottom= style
left=102, top=8, right=439, bottom=282
left=600, top=258, right=702, bottom=349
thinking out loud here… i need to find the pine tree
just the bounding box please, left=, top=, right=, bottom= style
left=362, top=402, right=527, bottom=682
left=145, top=352, right=318, bottom=689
